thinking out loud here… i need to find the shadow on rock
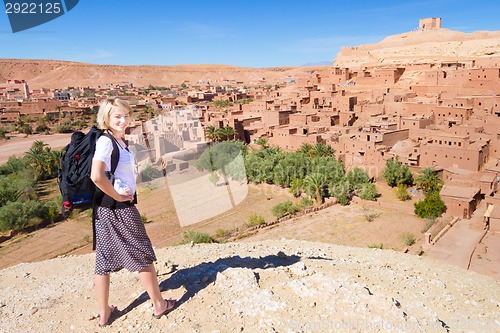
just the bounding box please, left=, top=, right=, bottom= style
left=120, top=253, right=300, bottom=316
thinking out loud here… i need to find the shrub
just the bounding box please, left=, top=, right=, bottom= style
left=332, top=187, right=350, bottom=206
left=395, top=184, right=411, bottom=201
left=141, top=214, right=149, bottom=223
left=414, top=192, right=446, bottom=218
left=368, top=243, right=383, bottom=249
left=247, top=213, right=266, bottom=227
left=0, top=156, right=30, bottom=176
left=358, top=182, right=379, bottom=201
left=362, top=206, right=380, bottom=222
left=56, top=124, right=73, bottom=133
left=35, top=124, right=50, bottom=133
left=214, top=228, right=230, bottom=240
left=0, top=174, right=37, bottom=206
left=271, top=200, right=300, bottom=218
left=180, top=230, right=213, bottom=244
left=0, top=200, right=56, bottom=231
left=19, top=123, right=33, bottom=135
left=299, top=196, right=314, bottom=208
left=140, top=164, right=163, bottom=182
left=402, top=232, right=416, bottom=246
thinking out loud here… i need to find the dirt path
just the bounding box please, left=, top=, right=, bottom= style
left=0, top=133, right=73, bottom=164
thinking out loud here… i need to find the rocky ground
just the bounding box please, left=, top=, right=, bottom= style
left=0, top=240, right=499, bottom=333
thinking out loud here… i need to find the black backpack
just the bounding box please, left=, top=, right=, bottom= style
left=58, top=126, right=119, bottom=217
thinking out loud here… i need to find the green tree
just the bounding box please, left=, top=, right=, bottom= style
left=212, top=100, right=231, bottom=108
left=383, top=157, right=413, bottom=187
left=415, top=167, right=443, bottom=195
left=310, top=142, right=335, bottom=157
left=216, top=126, right=236, bottom=141
left=358, top=183, right=379, bottom=201
left=205, top=125, right=218, bottom=142
left=304, top=173, right=327, bottom=204
left=272, top=152, right=307, bottom=187
left=414, top=191, right=446, bottom=218
left=195, top=141, right=246, bottom=181
left=329, top=179, right=350, bottom=205
left=255, top=137, right=268, bottom=148
left=346, top=167, right=370, bottom=190
left=25, top=141, right=61, bottom=180
left=271, top=200, right=300, bottom=218
left=310, top=156, right=345, bottom=185
left=297, top=143, right=313, bottom=157
left=289, top=178, right=304, bottom=197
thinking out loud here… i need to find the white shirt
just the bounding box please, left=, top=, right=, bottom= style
left=93, top=135, right=137, bottom=195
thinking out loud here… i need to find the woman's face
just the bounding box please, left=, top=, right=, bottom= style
left=108, top=105, right=130, bottom=133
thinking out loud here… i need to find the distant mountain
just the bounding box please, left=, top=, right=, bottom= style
left=0, top=59, right=326, bottom=89
left=333, top=28, right=500, bottom=69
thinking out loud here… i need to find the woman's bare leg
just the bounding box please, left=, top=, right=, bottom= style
left=139, top=264, right=173, bottom=315
left=94, top=274, right=112, bottom=325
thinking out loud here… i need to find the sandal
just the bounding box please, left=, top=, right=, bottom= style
left=98, top=305, right=118, bottom=327
left=152, top=298, right=176, bottom=319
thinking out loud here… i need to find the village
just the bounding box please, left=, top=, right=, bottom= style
left=1, top=18, right=500, bottom=237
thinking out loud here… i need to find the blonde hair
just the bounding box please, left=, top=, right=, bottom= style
left=96, top=98, right=133, bottom=130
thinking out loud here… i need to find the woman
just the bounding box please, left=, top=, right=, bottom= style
left=90, top=98, right=175, bottom=327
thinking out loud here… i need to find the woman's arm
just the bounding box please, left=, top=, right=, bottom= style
left=91, top=159, right=134, bottom=203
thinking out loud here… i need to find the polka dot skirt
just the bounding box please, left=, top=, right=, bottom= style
left=94, top=206, right=157, bottom=275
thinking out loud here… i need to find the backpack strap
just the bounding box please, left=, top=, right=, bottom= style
left=92, top=132, right=120, bottom=251
left=104, top=132, right=120, bottom=175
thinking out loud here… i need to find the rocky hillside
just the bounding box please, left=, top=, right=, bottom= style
left=334, top=28, right=500, bottom=68
left=0, top=240, right=498, bottom=332
left=0, top=59, right=324, bottom=89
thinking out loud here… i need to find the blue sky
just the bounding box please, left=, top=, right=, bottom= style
left=0, top=0, right=498, bottom=68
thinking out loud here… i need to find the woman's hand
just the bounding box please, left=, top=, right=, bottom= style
left=115, top=189, right=134, bottom=202
left=92, top=160, right=134, bottom=202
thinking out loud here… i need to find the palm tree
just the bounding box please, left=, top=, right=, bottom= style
left=25, top=141, right=47, bottom=178
left=223, top=126, right=236, bottom=140
left=205, top=125, right=218, bottom=142
left=304, top=173, right=327, bottom=204
left=289, top=178, right=304, bottom=197
left=298, top=142, right=313, bottom=156
left=415, top=167, right=443, bottom=195
left=25, top=141, right=60, bottom=180
left=311, top=142, right=335, bottom=157
left=215, top=126, right=236, bottom=141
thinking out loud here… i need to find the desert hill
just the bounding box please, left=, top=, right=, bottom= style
left=334, top=28, right=500, bottom=69
left=0, top=59, right=325, bottom=89
left=0, top=240, right=499, bottom=332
